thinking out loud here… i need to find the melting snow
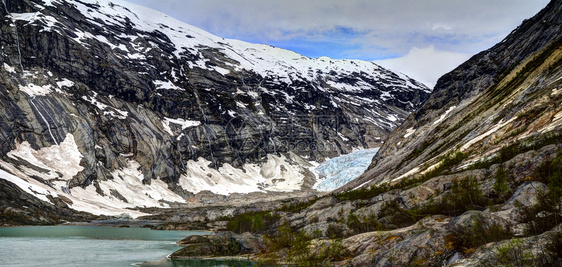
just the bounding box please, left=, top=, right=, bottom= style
left=162, top=117, right=201, bottom=136
left=7, top=133, right=84, bottom=181
left=178, top=154, right=310, bottom=195
left=0, top=140, right=185, bottom=218
left=403, top=127, right=416, bottom=138
left=433, top=105, right=456, bottom=125
left=3, top=63, right=16, bottom=73
left=19, top=83, right=53, bottom=96
left=153, top=80, right=185, bottom=90
left=0, top=167, right=53, bottom=203
left=461, top=118, right=515, bottom=151
left=56, top=78, right=74, bottom=88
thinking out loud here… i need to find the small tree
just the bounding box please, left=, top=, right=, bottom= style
left=493, top=165, right=510, bottom=201
left=252, top=215, right=265, bottom=232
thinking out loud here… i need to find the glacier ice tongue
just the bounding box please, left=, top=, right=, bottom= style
left=314, top=148, right=380, bottom=191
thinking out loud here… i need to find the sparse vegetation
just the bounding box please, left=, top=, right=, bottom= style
left=260, top=220, right=350, bottom=266
left=277, top=197, right=318, bottom=213
left=447, top=214, right=513, bottom=255
left=468, top=131, right=562, bottom=171
left=492, top=239, right=536, bottom=266
left=326, top=223, right=347, bottom=239
left=521, top=150, right=562, bottom=236
left=493, top=165, right=511, bottom=201
left=346, top=212, right=384, bottom=233
left=223, top=211, right=281, bottom=234
left=334, top=183, right=390, bottom=201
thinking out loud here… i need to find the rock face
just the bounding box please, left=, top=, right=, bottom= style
left=343, top=0, right=562, bottom=190
left=213, top=1, right=562, bottom=266
left=0, top=0, right=429, bottom=218
left=171, top=231, right=264, bottom=259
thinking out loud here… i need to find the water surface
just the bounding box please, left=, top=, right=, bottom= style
left=0, top=225, right=212, bottom=267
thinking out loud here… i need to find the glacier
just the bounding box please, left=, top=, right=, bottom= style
left=314, top=148, right=380, bottom=191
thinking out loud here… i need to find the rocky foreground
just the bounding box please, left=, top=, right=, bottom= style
left=165, top=141, right=562, bottom=266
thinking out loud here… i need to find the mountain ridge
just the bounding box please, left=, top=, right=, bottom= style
left=0, top=0, right=428, bottom=218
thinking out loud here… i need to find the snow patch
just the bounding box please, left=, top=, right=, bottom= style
left=0, top=138, right=186, bottom=218
left=461, top=118, right=514, bottom=151
left=403, top=127, right=416, bottom=138
left=433, top=105, right=456, bottom=125
left=391, top=167, right=420, bottom=183
left=3, top=63, right=16, bottom=73
left=19, top=83, right=52, bottom=96
left=82, top=92, right=128, bottom=119
left=0, top=168, right=53, bottom=203
left=67, top=159, right=185, bottom=217
left=178, top=154, right=311, bottom=195
left=212, top=66, right=230, bottom=75
left=56, top=78, right=74, bottom=88
left=7, top=133, right=84, bottom=181
left=153, top=80, right=185, bottom=90
left=162, top=117, right=201, bottom=136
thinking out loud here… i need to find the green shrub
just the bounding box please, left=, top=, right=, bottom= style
left=334, top=183, right=389, bottom=201
left=346, top=212, right=383, bottom=233
left=414, top=176, right=487, bottom=217
left=223, top=211, right=281, bottom=234
left=378, top=200, right=416, bottom=229
left=448, top=176, right=486, bottom=212
left=311, top=229, right=322, bottom=239
left=264, top=220, right=351, bottom=266
left=326, top=223, right=346, bottom=239
left=522, top=150, right=562, bottom=235
left=309, top=216, right=319, bottom=224
left=265, top=220, right=307, bottom=251
left=448, top=214, right=513, bottom=254
left=494, top=239, right=536, bottom=266
left=277, top=197, right=318, bottom=213
left=544, top=232, right=562, bottom=265
left=252, top=215, right=265, bottom=232
left=493, top=165, right=511, bottom=201
left=521, top=190, right=562, bottom=236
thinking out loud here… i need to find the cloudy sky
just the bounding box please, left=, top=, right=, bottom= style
left=124, top=0, right=549, bottom=88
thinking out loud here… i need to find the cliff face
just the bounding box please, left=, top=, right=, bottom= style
left=344, top=0, right=562, bottom=189
left=0, top=0, right=429, bottom=217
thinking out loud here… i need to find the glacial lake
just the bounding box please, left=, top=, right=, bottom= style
left=0, top=225, right=250, bottom=266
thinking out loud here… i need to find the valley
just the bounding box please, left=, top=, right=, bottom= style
left=1, top=0, right=561, bottom=266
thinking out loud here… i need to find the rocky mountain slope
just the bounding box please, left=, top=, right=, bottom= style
left=0, top=0, right=429, bottom=220
left=345, top=0, right=562, bottom=189
left=186, top=1, right=562, bottom=266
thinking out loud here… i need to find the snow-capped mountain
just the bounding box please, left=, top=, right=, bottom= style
left=0, top=0, right=428, bottom=219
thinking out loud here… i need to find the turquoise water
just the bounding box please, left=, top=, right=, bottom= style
left=0, top=225, right=220, bottom=267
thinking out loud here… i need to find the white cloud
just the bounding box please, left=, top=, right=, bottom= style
left=123, top=0, right=549, bottom=83
left=125, top=0, right=549, bottom=56
left=375, top=46, right=471, bottom=89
